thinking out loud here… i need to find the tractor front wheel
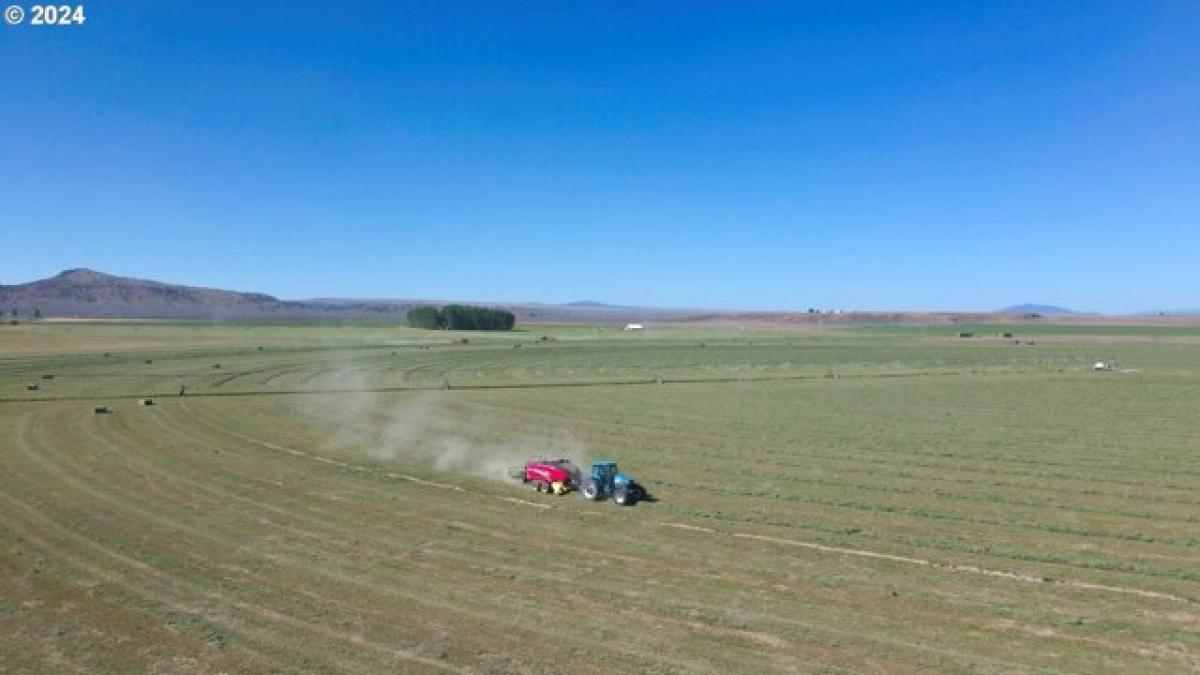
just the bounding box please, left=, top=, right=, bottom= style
left=582, top=481, right=600, bottom=501
left=614, top=487, right=634, bottom=506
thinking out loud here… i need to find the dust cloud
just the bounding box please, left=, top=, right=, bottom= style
left=299, top=364, right=589, bottom=480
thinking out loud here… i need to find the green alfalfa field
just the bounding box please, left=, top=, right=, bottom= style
left=2, top=321, right=1200, bottom=673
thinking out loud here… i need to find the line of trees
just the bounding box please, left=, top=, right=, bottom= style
left=407, top=304, right=515, bottom=331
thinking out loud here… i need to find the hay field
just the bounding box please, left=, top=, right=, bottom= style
left=2, top=322, right=1199, bottom=673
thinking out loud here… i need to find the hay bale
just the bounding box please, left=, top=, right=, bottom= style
left=26, top=384, right=40, bottom=391
left=41, top=374, right=54, bottom=380
left=212, top=363, right=221, bottom=369
left=138, top=398, right=156, bottom=406
left=94, top=406, right=112, bottom=414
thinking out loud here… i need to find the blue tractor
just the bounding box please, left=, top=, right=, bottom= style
left=580, top=460, right=646, bottom=506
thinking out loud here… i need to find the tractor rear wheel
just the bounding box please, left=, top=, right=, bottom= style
left=582, top=481, right=599, bottom=501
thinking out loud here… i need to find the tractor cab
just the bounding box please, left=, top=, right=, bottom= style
left=590, top=461, right=618, bottom=485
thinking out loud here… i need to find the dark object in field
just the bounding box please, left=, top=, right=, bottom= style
left=1001, top=332, right=1014, bottom=338
left=27, top=384, right=40, bottom=391
left=104, top=352, right=111, bottom=357
left=179, top=385, right=187, bottom=397
left=145, top=359, right=153, bottom=364
left=139, top=398, right=156, bottom=406
left=212, top=364, right=221, bottom=369
left=513, top=344, right=522, bottom=348
left=257, top=346, right=264, bottom=351
left=94, top=406, right=112, bottom=414
left=959, top=332, right=974, bottom=338
left=41, top=374, right=54, bottom=380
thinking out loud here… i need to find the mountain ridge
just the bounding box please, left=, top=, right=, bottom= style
left=0, top=269, right=686, bottom=321
left=4, top=269, right=1195, bottom=323
left=0, top=269, right=409, bottom=319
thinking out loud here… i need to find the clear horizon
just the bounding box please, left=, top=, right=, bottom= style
left=4, top=3, right=1198, bottom=313
left=6, top=267, right=1188, bottom=315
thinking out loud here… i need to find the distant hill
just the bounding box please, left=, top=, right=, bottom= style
left=1001, top=304, right=1077, bottom=315
left=10, top=269, right=1177, bottom=325
left=0, top=269, right=414, bottom=319
left=0, top=269, right=683, bottom=321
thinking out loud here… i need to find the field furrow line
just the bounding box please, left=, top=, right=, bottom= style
left=661, top=524, right=1195, bottom=605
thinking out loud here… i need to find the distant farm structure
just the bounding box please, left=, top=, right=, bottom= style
left=623, top=323, right=644, bottom=331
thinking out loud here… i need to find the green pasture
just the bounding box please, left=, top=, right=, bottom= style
left=2, top=321, right=1198, bottom=673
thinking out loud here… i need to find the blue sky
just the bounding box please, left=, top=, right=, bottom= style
left=3, top=2, right=1197, bottom=312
